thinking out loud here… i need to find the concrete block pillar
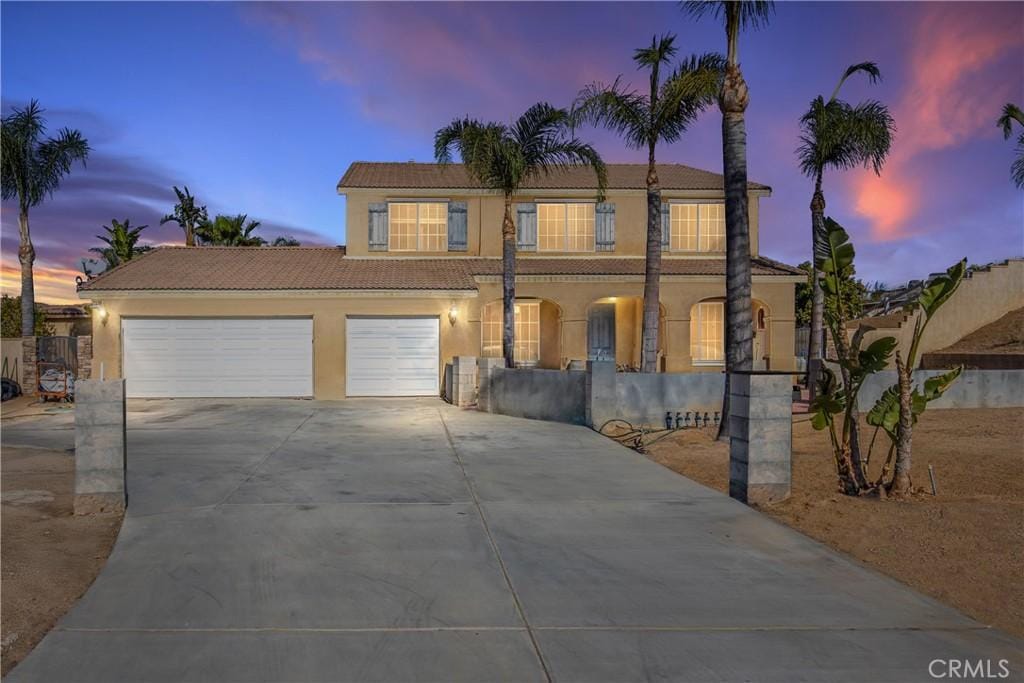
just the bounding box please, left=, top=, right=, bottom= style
left=74, top=379, right=127, bottom=515
left=585, top=360, right=616, bottom=429
left=21, top=336, right=37, bottom=397
left=476, top=357, right=504, bottom=413
left=76, top=335, right=93, bottom=381
left=729, top=373, right=792, bottom=505
left=450, top=356, right=478, bottom=407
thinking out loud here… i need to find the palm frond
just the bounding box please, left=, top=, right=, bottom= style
left=681, top=1, right=775, bottom=30
left=997, top=103, right=1024, bottom=139
left=796, top=94, right=895, bottom=178
left=654, top=52, right=726, bottom=144
left=1, top=100, right=89, bottom=208
left=571, top=79, right=650, bottom=149
left=830, top=61, right=882, bottom=101
left=633, top=34, right=677, bottom=69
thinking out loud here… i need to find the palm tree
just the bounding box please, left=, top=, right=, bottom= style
left=797, top=63, right=895, bottom=395
left=683, top=1, right=773, bottom=436
left=1, top=100, right=89, bottom=336
left=160, top=185, right=208, bottom=246
left=997, top=103, right=1024, bottom=189
left=196, top=214, right=265, bottom=246
left=435, top=103, right=607, bottom=368
left=572, top=37, right=724, bottom=372
left=89, top=219, right=150, bottom=269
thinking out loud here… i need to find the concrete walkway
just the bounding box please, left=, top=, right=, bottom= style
left=5, top=399, right=1021, bottom=682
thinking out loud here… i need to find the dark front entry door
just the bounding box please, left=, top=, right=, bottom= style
left=588, top=303, right=616, bottom=361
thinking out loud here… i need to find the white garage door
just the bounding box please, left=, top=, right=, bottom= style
left=122, top=318, right=313, bottom=398
left=346, top=317, right=439, bottom=397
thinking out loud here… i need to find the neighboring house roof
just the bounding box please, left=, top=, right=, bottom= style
left=337, top=162, right=771, bottom=193
left=38, top=303, right=89, bottom=319
left=77, top=247, right=800, bottom=293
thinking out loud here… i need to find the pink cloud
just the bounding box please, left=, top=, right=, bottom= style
left=851, top=4, right=1021, bottom=241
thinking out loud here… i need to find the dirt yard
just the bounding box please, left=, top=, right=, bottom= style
left=1, top=442, right=122, bottom=675
left=644, top=408, right=1024, bottom=639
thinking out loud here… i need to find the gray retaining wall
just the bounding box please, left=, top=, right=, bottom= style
left=612, top=372, right=725, bottom=427
left=488, top=367, right=587, bottom=424
left=857, top=369, right=1024, bottom=411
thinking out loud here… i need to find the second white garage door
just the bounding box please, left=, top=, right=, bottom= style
left=346, top=317, right=439, bottom=397
left=122, top=318, right=313, bottom=398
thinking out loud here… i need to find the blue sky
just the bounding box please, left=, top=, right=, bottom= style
left=2, top=1, right=1022, bottom=302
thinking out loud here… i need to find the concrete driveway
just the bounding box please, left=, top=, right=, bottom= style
left=5, top=399, right=1021, bottom=682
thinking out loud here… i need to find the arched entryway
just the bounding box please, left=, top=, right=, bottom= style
left=481, top=298, right=562, bottom=368
left=689, top=298, right=772, bottom=369
left=587, top=297, right=665, bottom=371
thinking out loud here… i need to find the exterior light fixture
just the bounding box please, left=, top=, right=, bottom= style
left=448, top=304, right=458, bottom=325
left=95, top=304, right=109, bottom=325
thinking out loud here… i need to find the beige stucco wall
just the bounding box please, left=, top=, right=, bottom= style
left=344, top=188, right=766, bottom=259
left=86, top=294, right=482, bottom=400
left=855, top=260, right=1024, bottom=368
left=84, top=275, right=797, bottom=399
left=2, top=337, right=23, bottom=384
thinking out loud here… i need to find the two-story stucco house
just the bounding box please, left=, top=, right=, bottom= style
left=78, top=162, right=801, bottom=399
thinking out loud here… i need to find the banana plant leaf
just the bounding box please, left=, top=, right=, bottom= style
left=814, top=217, right=855, bottom=297
left=810, top=365, right=846, bottom=431
left=848, top=336, right=897, bottom=384
left=916, top=259, right=966, bottom=321
left=866, top=366, right=964, bottom=439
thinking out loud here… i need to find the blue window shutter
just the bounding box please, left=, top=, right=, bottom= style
left=595, top=202, right=615, bottom=251
left=661, top=202, right=670, bottom=249
left=368, top=202, right=388, bottom=251
left=516, top=203, right=537, bottom=251
left=447, top=201, right=468, bottom=251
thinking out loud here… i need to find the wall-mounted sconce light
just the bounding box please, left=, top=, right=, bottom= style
left=95, top=304, right=109, bottom=325
left=448, top=303, right=458, bottom=326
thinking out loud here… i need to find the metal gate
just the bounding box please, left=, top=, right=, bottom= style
left=37, top=336, right=78, bottom=376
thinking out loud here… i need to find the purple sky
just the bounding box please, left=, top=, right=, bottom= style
left=2, top=1, right=1022, bottom=303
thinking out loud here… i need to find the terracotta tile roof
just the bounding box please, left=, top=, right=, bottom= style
left=78, top=247, right=799, bottom=293
left=337, top=162, right=771, bottom=192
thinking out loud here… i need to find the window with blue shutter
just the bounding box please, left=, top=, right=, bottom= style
left=516, top=203, right=537, bottom=251
left=447, top=201, right=468, bottom=251
left=595, top=202, right=615, bottom=252
left=368, top=203, right=388, bottom=251
left=661, top=202, right=670, bottom=248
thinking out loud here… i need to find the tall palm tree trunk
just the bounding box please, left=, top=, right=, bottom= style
left=18, top=208, right=36, bottom=337
left=718, top=62, right=754, bottom=438
left=641, top=147, right=662, bottom=373
left=501, top=195, right=517, bottom=369
left=807, top=172, right=826, bottom=398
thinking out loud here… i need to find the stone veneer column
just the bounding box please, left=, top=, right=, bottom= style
left=76, top=335, right=93, bottom=381
left=729, top=372, right=792, bottom=504
left=476, top=357, right=504, bottom=413
left=21, top=336, right=37, bottom=397
left=74, top=379, right=127, bottom=515
left=450, top=356, right=478, bottom=407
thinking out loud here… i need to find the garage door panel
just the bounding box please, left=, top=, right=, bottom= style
left=122, top=318, right=313, bottom=398
left=346, top=317, right=439, bottom=397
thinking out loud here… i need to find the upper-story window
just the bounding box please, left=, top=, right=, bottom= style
left=670, top=203, right=725, bottom=252
left=389, top=202, right=447, bottom=251
left=538, top=202, right=595, bottom=252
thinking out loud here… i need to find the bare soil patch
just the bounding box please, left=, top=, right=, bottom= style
left=1, top=444, right=122, bottom=675
left=644, top=408, right=1024, bottom=638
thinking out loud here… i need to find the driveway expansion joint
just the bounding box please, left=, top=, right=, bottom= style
left=438, top=407, right=555, bottom=683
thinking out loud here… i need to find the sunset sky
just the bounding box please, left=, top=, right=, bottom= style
left=2, top=1, right=1021, bottom=304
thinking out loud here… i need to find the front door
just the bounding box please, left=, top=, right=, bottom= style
left=588, top=304, right=616, bottom=361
